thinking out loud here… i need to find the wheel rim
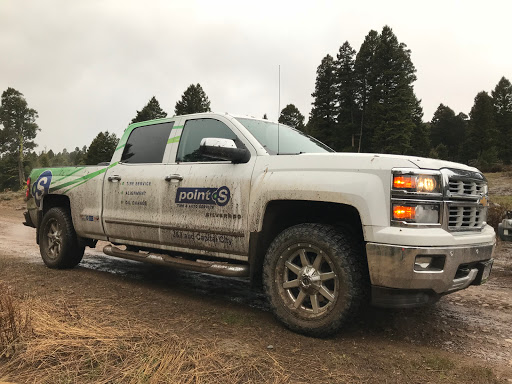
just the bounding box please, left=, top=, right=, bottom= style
left=45, top=218, right=62, bottom=260
left=279, top=243, right=339, bottom=318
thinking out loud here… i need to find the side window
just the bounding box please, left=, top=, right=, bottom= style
left=121, top=122, right=174, bottom=164
left=176, top=119, right=238, bottom=162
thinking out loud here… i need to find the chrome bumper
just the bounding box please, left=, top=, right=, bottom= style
left=366, top=241, right=495, bottom=294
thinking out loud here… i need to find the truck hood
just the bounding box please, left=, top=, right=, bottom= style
left=288, top=153, right=480, bottom=173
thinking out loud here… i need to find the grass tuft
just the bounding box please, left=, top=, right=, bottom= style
left=0, top=283, right=31, bottom=359
left=3, top=300, right=290, bottom=384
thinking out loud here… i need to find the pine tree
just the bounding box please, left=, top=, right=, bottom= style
left=69, top=146, right=86, bottom=165
left=466, top=91, right=498, bottom=167
left=309, top=55, right=337, bottom=148
left=278, top=104, right=306, bottom=132
left=354, top=30, right=379, bottom=152
left=430, top=104, right=467, bottom=161
left=335, top=41, right=358, bottom=150
left=431, top=104, right=456, bottom=149
left=410, top=96, right=430, bottom=157
left=174, top=84, right=211, bottom=115
left=38, top=152, right=50, bottom=168
left=0, top=87, right=39, bottom=189
left=370, top=26, right=419, bottom=155
left=85, top=131, right=119, bottom=165
left=131, top=96, right=168, bottom=124
left=491, top=77, right=512, bottom=163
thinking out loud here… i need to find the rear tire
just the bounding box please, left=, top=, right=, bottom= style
left=263, top=223, right=366, bottom=337
left=39, top=207, right=84, bottom=269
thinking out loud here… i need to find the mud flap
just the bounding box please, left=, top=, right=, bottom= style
left=23, top=211, right=35, bottom=228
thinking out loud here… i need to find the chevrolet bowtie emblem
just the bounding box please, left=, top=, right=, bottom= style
left=479, top=196, right=488, bottom=207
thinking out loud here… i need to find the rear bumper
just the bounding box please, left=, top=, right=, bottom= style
left=366, top=240, right=495, bottom=307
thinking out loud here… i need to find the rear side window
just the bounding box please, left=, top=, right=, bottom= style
left=121, top=122, right=174, bottom=163
left=176, top=119, right=238, bottom=162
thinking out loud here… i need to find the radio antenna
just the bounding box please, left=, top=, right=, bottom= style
left=277, top=65, right=280, bottom=155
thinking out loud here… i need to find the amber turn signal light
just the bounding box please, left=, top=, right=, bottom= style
left=393, top=205, right=416, bottom=220
left=393, top=175, right=415, bottom=189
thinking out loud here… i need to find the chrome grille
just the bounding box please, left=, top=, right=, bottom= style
left=447, top=204, right=486, bottom=231
left=448, top=179, right=486, bottom=198
left=444, top=168, right=488, bottom=231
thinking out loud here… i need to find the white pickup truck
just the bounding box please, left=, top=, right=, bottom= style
left=24, top=113, right=495, bottom=336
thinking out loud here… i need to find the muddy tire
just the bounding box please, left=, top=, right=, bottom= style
left=263, top=223, right=366, bottom=337
left=39, top=207, right=84, bottom=269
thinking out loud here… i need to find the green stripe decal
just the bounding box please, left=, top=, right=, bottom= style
left=62, top=166, right=107, bottom=194
left=47, top=167, right=89, bottom=192
left=63, top=162, right=119, bottom=194
left=62, top=170, right=106, bottom=194
left=167, top=136, right=181, bottom=144
left=115, top=144, right=125, bottom=152
left=51, top=162, right=119, bottom=193
left=173, top=125, right=183, bottom=129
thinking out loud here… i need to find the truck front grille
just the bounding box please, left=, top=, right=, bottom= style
left=447, top=204, right=486, bottom=231
left=448, top=179, right=486, bottom=199
left=444, top=169, right=488, bottom=232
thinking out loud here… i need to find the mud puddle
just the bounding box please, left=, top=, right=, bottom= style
left=78, top=251, right=270, bottom=312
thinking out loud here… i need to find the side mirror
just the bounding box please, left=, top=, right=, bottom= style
left=199, top=138, right=251, bottom=164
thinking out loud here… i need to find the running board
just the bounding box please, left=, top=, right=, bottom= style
left=102, top=245, right=249, bottom=278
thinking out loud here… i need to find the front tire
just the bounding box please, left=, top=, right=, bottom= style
left=263, top=224, right=366, bottom=337
left=39, top=207, right=84, bottom=269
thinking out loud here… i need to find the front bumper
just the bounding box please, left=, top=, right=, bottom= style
left=367, top=241, right=495, bottom=307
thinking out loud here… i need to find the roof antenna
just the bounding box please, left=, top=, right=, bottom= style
left=278, top=64, right=280, bottom=155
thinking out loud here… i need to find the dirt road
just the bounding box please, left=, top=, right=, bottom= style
left=1, top=197, right=511, bottom=383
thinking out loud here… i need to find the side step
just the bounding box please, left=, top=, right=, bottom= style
left=102, top=245, right=249, bottom=278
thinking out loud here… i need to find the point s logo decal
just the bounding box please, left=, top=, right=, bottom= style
left=175, top=186, right=231, bottom=206
left=32, top=170, right=52, bottom=207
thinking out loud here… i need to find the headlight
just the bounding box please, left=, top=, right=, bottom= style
left=392, top=173, right=441, bottom=194
left=391, top=169, right=443, bottom=227
left=392, top=203, right=440, bottom=224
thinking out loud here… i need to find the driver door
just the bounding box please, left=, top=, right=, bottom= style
left=159, top=116, right=256, bottom=259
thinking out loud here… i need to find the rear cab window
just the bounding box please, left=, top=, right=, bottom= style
left=121, top=122, right=174, bottom=164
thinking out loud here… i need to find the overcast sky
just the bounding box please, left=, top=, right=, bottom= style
left=1, top=0, right=511, bottom=153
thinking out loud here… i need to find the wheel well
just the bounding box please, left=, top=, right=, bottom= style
left=249, top=200, right=365, bottom=285
left=42, top=194, right=71, bottom=216
left=35, top=194, right=71, bottom=245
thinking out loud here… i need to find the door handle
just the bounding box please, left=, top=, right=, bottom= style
left=108, top=175, right=122, bottom=182
left=165, top=174, right=183, bottom=182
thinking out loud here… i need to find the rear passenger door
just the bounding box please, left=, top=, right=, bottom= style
left=103, top=121, right=177, bottom=246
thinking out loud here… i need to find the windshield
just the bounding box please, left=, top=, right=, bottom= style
left=235, top=118, right=333, bottom=154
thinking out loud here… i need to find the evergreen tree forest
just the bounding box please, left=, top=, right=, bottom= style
left=1, top=27, right=511, bottom=192
left=306, top=26, right=512, bottom=168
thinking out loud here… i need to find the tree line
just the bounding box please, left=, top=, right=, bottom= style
left=0, top=84, right=211, bottom=191
left=1, top=25, right=511, bottom=191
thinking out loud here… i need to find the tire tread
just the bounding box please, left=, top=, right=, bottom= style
left=39, top=207, right=84, bottom=269
left=263, top=223, right=367, bottom=337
